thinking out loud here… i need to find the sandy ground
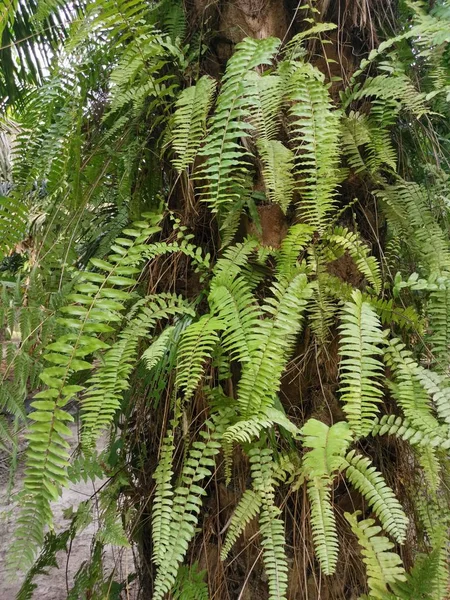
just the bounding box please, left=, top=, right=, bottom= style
left=0, top=425, right=137, bottom=600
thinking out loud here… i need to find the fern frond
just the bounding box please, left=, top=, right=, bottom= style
left=176, top=315, right=224, bottom=402
left=301, top=420, right=352, bottom=575
left=209, top=272, right=261, bottom=364
left=276, top=223, right=314, bottom=277
left=344, top=450, right=408, bottom=543
left=142, top=326, right=176, bottom=372
left=235, top=272, right=312, bottom=422
left=10, top=219, right=161, bottom=569
left=250, top=446, right=288, bottom=600
left=372, top=415, right=450, bottom=449
left=345, top=511, right=406, bottom=599
left=220, top=489, right=261, bottom=560
left=172, top=76, right=216, bottom=173
left=385, top=339, right=443, bottom=437
left=82, top=295, right=190, bottom=449
left=152, top=432, right=175, bottom=566
left=198, top=37, right=280, bottom=216
left=327, top=226, right=382, bottom=294
left=428, top=281, right=450, bottom=371
left=152, top=413, right=226, bottom=600
left=307, top=479, right=339, bottom=576
left=301, top=419, right=353, bottom=478
left=286, top=62, right=341, bottom=231
left=0, top=192, right=28, bottom=260
left=338, top=290, right=385, bottom=437
left=257, top=140, right=295, bottom=213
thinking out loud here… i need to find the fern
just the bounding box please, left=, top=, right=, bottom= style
left=152, top=413, right=226, bottom=600
left=220, top=489, right=262, bottom=560
left=175, top=315, right=224, bottom=402
left=82, top=294, right=191, bottom=448
left=172, top=76, right=216, bottom=173
left=384, top=339, right=444, bottom=437
left=10, top=217, right=161, bottom=569
left=286, top=61, right=341, bottom=231
left=344, top=450, right=408, bottom=543
left=249, top=446, right=289, bottom=600
left=198, top=37, right=280, bottom=216
left=301, top=419, right=352, bottom=575
left=338, top=290, right=385, bottom=437
left=257, top=140, right=296, bottom=213
left=327, top=226, right=382, bottom=295
left=345, top=511, right=406, bottom=599
left=372, top=415, right=450, bottom=449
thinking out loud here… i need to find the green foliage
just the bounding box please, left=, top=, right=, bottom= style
left=338, top=290, right=385, bottom=438
left=344, top=450, right=408, bottom=543
left=2, top=1, right=450, bottom=598
left=198, top=37, right=280, bottom=217
left=345, top=511, right=406, bottom=599
left=286, top=62, right=341, bottom=231
left=172, top=76, right=216, bottom=173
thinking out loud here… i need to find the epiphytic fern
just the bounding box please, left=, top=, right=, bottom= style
left=384, top=339, right=444, bottom=437
left=300, top=419, right=352, bottom=575
left=82, top=294, right=191, bottom=448
left=249, top=446, right=289, bottom=600
left=338, top=290, right=385, bottom=438
left=175, top=315, right=224, bottom=402
left=152, top=412, right=226, bottom=600
left=286, top=61, right=341, bottom=231
left=224, top=271, right=312, bottom=442
left=257, top=140, right=296, bottom=213
left=10, top=217, right=161, bottom=569
left=198, top=37, right=280, bottom=216
left=371, top=415, right=450, bottom=449
left=171, top=76, right=216, bottom=173
left=327, top=226, right=382, bottom=295
left=344, top=450, right=408, bottom=543
left=345, top=511, right=406, bottom=599
left=220, top=489, right=262, bottom=560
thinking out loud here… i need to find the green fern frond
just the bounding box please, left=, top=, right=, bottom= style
left=276, top=223, right=314, bottom=277
left=307, top=479, right=339, bottom=576
left=235, top=272, right=312, bottom=422
left=152, top=432, right=175, bottom=566
left=428, top=281, right=450, bottom=372
left=257, top=140, right=295, bottom=213
left=327, top=226, right=382, bottom=294
left=172, top=563, right=209, bottom=600
left=209, top=271, right=261, bottom=364
left=338, top=290, right=385, bottom=437
left=249, top=446, right=289, bottom=600
left=176, top=315, right=224, bottom=402
left=301, top=419, right=353, bottom=479
left=246, top=72, right=284, bottom=142
left=220, top=489, right=261, bottom=560
left=372, top=415, right=450, bottom=449
left=0, top=193, right=28, bottom=260
left=172, top=76, right=216, bottom=173
left=344, top=450, right=408, bottom=543
left=286, top=62, right=341, bottom=231
left=300, top=420, right=352, bottom=575
left=142, top=326, right=175, bottom=372
left=82, top=295, right=190, bottom=448
left=385, top=339, right=443, bottom=437
left=152, top=413, right=226, bottom=600
left=345, top=511, right=406, bottom=599
left=377, top=181, right=450, bottom=275
left=415, top=445, right=441, bottom=493
left=198, top=37, right=280, bottom=216
left=10, top=218, right=162, bottom=569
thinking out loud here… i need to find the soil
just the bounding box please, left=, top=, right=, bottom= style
left=0, top=424, right=136, bottom=600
